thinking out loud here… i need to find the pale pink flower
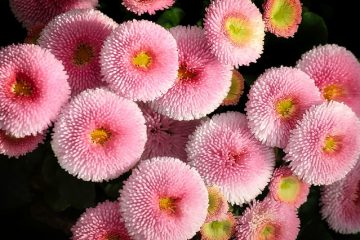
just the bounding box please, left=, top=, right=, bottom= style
left=122, top=0, right=175, bottom=15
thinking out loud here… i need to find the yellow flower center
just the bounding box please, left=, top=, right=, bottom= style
left=224, top=16, right=252, bottom=45
left=259, top=223, right=276, bottom=240
left=322, top=84, right=343, bottom=101
left=90, top=128, right=111, bottom=145
left=11, top=79, right=33, bottom=97
left=275, top=98, right=296, bottom=118
left=159, top=197, right=177, bottom=214
left=322, top=135, right=341, bottom=154
left=270, top=0, right=296, bottom=28
left=73, top=43, right=94, bottom=65
left=277, top=176, right=301, bottom=203
left=132, top=51, right=152, bottom=69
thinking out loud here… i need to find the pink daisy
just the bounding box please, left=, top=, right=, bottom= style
left=101, top=20, right=178, bottom=101
left=206, top=186, right=229, bottom=222
left=52, top=88, right=147, bottom=182
left=236, top=199, right=300, bottom=240
left=186, top=111, right=275, bottom=205
left=204, top=0, right=265, bottom=66
left=0, top=130, right=44, bottom=158
left=119, top=157, right=208, bottom=240
left=0, top=44, right=70, bottom=137
left=284, top=101, right=360, bottom=185
left=151, top=26, right=232, bottom=120
left=122, top=0, right=175, bottom=15
left=296, top=44, right=360, bottom=116
left=71, top=200, right=131, bottom=240
left=246, top=67, right=322, bottom=148
left=39, top=9, right=117, bottom=96
left=320, top=159, right=360, bottom=234
left=201, top=213, right=235, bottom=240
left=263, top=0, right=302, bottom=38
left=269, top=166, right=309, bottom=208
left=9, top=0, right=98, bottom=29
left=222, top=69, right=244, bottom=106
left=139, top=102, right=200, bottom=162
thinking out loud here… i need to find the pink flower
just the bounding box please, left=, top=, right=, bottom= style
left=119, top=157, right=208, bottom=240
left=187, top=112, right=275, bottom=205
left=204, top=0, right=265, bottom=66
left=201, top=213, right=235, bottom=240
left=52, top=88, right=147, bottom=182
left=0, top=44, right=70, bottom=137
left=122, top=0, right=175, bottom=15
left=320, top=160, right=360, bottom=234
left=9, top=0, right=98, bottom=29
left=246, top=67, right=322, bottom=148
left=284, top=101, right=360, bottom=185
left=0, top=130, right=44, bottom=158
left=296, top=44, right=360, bottom=116
left=206, top=186, right=229, bottom=222
left=236, top=199, right=300, bottom=240
left=71, top=200, right=131, bottom=240
left=101, top=20, right=178, bottom=101
left=151, top=26, right=232, bottom=120
left=269, top=166, right=309, bottom=208
left=263, top=0, right=302, bottom=38
left=39, top=9, right=117, bottom=96
left=139, top=102, right=200, bottom=162
left=222, top=69, right=244, bottom=106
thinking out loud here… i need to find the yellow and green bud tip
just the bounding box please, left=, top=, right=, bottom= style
left=207, top=186, right=228, bottom=221
left=222, top=70, right=244, bottom=106
left=201, top=213, right=235, bottom=240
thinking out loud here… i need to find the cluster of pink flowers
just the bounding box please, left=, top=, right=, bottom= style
left=2, top=0, right=360, bottom=239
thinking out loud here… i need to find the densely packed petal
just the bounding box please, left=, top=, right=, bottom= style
left=122, top=0, right=175, bottom=15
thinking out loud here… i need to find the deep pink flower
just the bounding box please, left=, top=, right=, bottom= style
left=187, top=111, right=275, bottom=205
left=9, top=0, right=98, bottom=29
left=52, top=88, right=147, bottom=182
left=246, top=67, right=322, bottom=148
left=0, top=130, right=44, bottom=158
left=296, top=44, right=360, bottom=116
left=269, top=166, right=309, bottom=208
left=151, top=26, right=232, bottom=120
left=101, top=20, right=178, bottom=101
left=236, top=199, right=300, bottom=240
left=71, top=200, right=131, bottom=240
left=139, top=102, right=200, bottom=162
left=263, top=0, right=302, bottom=38
left=122, top=0, right=175, bottom=15
left=204, top=0, right=265, bottom=66
left=320, top=160, right=360, bottom=234
left=39, top=9, right=117, bottom=96
left=119, top=157, right=208, bottom=240
left=0, top=44, right=70, bottom=137
left=284, top=101, right=360, bottom=185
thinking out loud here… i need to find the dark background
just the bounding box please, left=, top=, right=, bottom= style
left=0, top=0, right=359, bottom=239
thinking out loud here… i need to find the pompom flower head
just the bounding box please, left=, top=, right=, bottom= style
left=151, top=26, right=232, bottom=120
left=139, top=102, right=200, bottom=162
left=122, top=0, right=175, bottom=15
left=206, top=186, right=229, bottom=222
left=204, top=0, right=265, bottom=66
left=71, top=200, right=131, bottom=240
left=296, top=44, right=360, bottom=116
left=52, top=88, right=147, bottom=182
left=39, top=9, right=117, bottom=96
left=0, top=130, right=44, bottom=158
left=236, top=199, right=300, bottom=240
left=284, top=101, right=360, bottom=185
left=222, top=69, right=244, bottom=106
left=320, top=160, right=360, bottom=234
left=269, top=166, right=309, bottom=207
left=187, top=112, right=275, bottom=205
left=119, top=157, right=208, bottom=240
left=201, top=213, right=235, bottom=240
left=0, top=44, right=70, bottom=137
left=9, top=0, right=98, bottom=29
left=101, top=20, right=178, bottom=101
left=263, top=0, right=302, bottom=38
left=246, top=67, right=322, bottom=148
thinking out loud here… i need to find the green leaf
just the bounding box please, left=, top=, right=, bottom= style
left=297, top=11, right=328, bottom=46
left=157, top=7, right=185, bottom=29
